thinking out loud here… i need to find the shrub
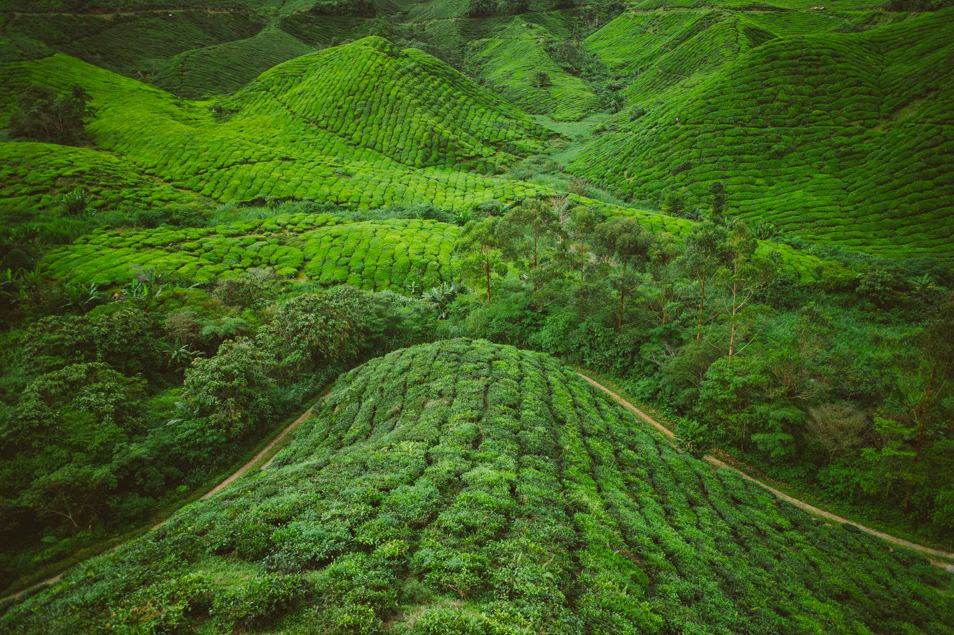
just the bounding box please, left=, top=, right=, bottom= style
left=211, top=574, right=306, bottom=629
left=60, top=188, right=89, bottom=216
left=181, top=338, right=279, bottom=438
left=7, top=84, right=92, bottom=146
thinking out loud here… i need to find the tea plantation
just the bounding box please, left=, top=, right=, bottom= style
left=0, top=141, right=200, bottom=215
left=573, top=7, right=954, bottom=260
left=2, top=340, right=951, bottom=634
left=0, top=37, right=549, bottom=213
left=41, top=213, right=460, bottom=293
left=2, top=0, right=954, bottom=629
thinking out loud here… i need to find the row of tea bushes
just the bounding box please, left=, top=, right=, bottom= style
left=41, top=213, right=460, bottom=293
left=2, top=339, right=951, bottom=634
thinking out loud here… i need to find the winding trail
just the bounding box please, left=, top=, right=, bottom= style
left=201, top=406, right=314, bottom=499
left=6, top=373, right=953, bottom=606
left=577, top=372, right=954, bottom=571
left=1, top=406, right=315, bottom=604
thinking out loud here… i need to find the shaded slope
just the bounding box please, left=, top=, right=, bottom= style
left=151, top=26, right=315, bottom=98
left=1, top=7, right=265, bottom=82
left=574, top=8, right=954, bottom=261
left=2, top=340, right=951, bottom=634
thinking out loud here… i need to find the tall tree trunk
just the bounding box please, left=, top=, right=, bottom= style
left=616, top=261, right=627, bottom=330
left=912, top=366, right=937, bottom=464
left=728, top=277, right=738, bottom=358
left=532, top=233, right=539, bottom=293
left=695, top=276, right=706, bottom=342
left=484, top=254, right=491, bottom=303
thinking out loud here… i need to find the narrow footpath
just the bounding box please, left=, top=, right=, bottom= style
left=1, top=406, right=315, bottom=604
left=6, top=374, right=953, bottom=606
left=576, top=372, right=954, bottom=571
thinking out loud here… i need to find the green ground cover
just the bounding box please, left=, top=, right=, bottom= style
left=42, top=213, right=460, bottom=293
left=0, top=141, right=199, bottom=214
left=468, top=18, right=601, bottom=121
left=2, top=339, right=951, bottom=634
left=0, top=39, right=551, bottom=211
left=574, top=7, right=954, bottom=261
left=1, top=0, right=953, bottom=626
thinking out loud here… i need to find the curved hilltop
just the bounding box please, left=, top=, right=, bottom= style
left=0, top=36, right=547, bottom=213
left=2, top=340, right=951, bottom=634
left=231, top=35, right=548, bottom=170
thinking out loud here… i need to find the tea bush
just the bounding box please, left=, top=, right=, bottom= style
left=41, top=213, right=461, bottom=293
left=2, top=340, right=950, bottom=633
left=575, top=8, right=954, bottom=261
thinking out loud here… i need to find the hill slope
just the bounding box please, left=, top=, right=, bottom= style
left=574, top=7, right=954, bottom=261
left=0, top=38, right=548, bottom=212
left=41, top=213, right=460, bottom=293
left=2, top=339, right=951, bottom=634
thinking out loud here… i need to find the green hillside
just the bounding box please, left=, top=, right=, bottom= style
left=41, top=213, right=460, bottom=293
left=2, top=340, right=951, bottom=634
left=0, top=141, right=200, bottom=214
left=2, top=0, right=954, bottom=628
left=152, top=26, right=315, bottom=98
left=574, top=7, right=954, bottom=260
left=0, top=39, right=549, bottom=211
left=468, top=17, right=601, bottom=121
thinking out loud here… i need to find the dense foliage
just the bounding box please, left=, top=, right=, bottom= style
left=6, top=83, right=91, bottom=145
left=0, top=279, right=436, bottom=588
left=445, top=196, right=954, bottom=543
left=2, top=340, right=950, bottom=634
left=1, top=0, right=952, bottom=628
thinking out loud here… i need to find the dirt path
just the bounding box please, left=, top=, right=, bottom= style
left=577, top=372, right=954, bottom=571
left=1, top=406, right=315, bottom=604
left=201, top=406, right=313, bottom=499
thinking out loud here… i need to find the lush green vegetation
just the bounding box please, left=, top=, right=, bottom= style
left=41, top=212, right=459, bottom=293
left=574, top=7, right=954, bottom=261
left=0, top=37, right=551, bottom=215
left=3, top=339, right=951, bottom=633
left=442, top=198, right=954, bottom=545
left=1, top=0, right=953, bottom=629
left=0, top=276, right=436, bottom=589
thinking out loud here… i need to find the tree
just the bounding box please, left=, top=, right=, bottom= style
left=594, top=217, right=653, bottom=329
left=466, top=0, right=497, bottom=17
left=7, top=84, right=92, bottom=145
left=662, top=192, right=685, bottom=218
left=679, top=222, right=731, bottom=343
left=806, top=402, right=868, bottom=463
left=181, top=338, right=279, bottom=439
left=0, top=363, right=143, bottom=532
left=257, top=289, right=362, bottom=378
left=498, top=197, right=564, bottom=294
left=907, top=296, right=954, bottom=465
left=551, top=205, right=602, bottom=320
left=719, top=219, right=772, bottom=358
left=457, top=217, right=505, bottom=302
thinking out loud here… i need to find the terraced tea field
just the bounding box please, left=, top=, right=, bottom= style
left=0, top=141, right=200, bottom=214
left=468, top=18, right=601, bottom=121
left=2, top=340, right=951, bottom=633
left=574, top=8, right=954, bottom=261
left=41, top=213, right=460, bottom=293
left=0, top=37, right=549, bottom=214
